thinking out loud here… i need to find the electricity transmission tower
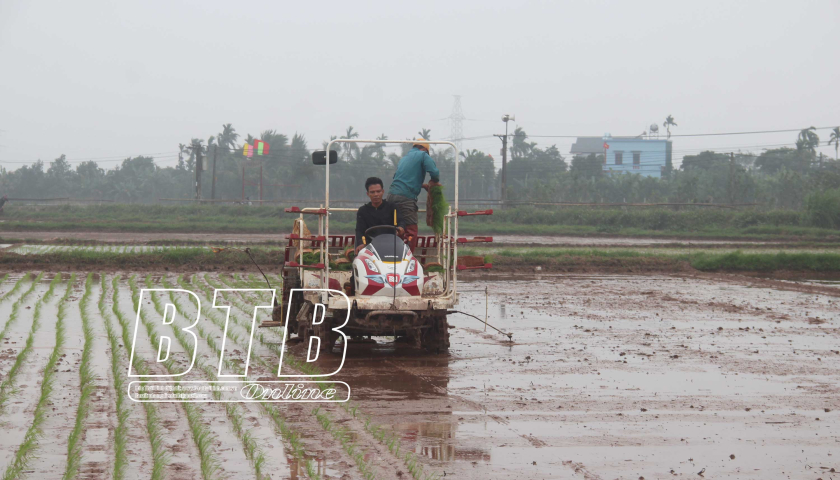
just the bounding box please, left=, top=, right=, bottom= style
left=447, top=95, right=466, bottom=152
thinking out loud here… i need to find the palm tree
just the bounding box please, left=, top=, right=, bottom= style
left=828, top=127, right=840, bottom=160
left=663, top=115, right=677, bottom=138
left=417, top=128, right=432, bottom=140
left=289, top=133, right=308, bottom=163
left=510, top=127, right=534, bottom=160
left=185, top=138, right=205, bottom=171
left=796, top=126, right=820, bottom=154
left=372, top=133, right=388, bottom=162
left=177, top=143, right=189, bottom=170
left=322, top=135, right=338, bottom=151
left=218, top=123, right=239, bottom=151
left=340, top=126, right=360, bottom=162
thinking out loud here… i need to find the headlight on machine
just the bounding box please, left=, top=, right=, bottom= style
left=364, top=258, right=379, bottom=273
left=406, top=259, right=416, bottom=273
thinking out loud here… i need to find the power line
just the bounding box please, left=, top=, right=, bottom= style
left=504, top=125, right=838, bottom=139
left=1, top=124, right=834, bottom=168
left=0, top=154, right=180, bottom=165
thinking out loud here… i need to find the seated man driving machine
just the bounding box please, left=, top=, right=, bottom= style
left=355, top=177, right=405, bottom=254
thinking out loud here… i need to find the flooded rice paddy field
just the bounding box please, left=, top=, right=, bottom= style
left=0, top=271, right=837, bottom=479
left=3, top=231, right=837, bottom=249
left=7, top=244, right=840, bottom=257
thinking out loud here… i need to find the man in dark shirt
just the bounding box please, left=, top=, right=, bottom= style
left=355, top=177, right=404, bottom=254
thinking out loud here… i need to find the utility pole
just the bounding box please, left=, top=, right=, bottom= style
left=494, top=133, right=508, bottom=203
left=210, top=145, right=218, bottom=200
left=496, top=114, right=515, bottom=204
left=728, top=152, right=734, bottom=205
left=193, top=140, right=203, bottom=202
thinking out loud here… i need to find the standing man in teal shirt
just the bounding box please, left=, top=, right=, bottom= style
left=387, top=139, right=441, bottom=251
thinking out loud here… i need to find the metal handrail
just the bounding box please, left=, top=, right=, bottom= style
left=322, top=139, right=459, bottom=302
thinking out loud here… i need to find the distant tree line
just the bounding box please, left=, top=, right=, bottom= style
left=1, top=124, right=838, bottom=210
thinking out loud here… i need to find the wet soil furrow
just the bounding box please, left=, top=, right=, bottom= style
left=113, top=277, right=201, bottom=480
left=1, top=274, right=72, bottom=479
left=183, top=274, right=361, bottom=479
left=0, top=274, right=50, bottom=471
left=201, top=273, right=418, bottom=480
left=99, top=275, right=152, bottom=480
left=27, top=274, right=86, bottom=478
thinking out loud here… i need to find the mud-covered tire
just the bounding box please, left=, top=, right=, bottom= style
left=313, top=323, right=339, bottom=353
left=422, top=316, right=450, bottom=353
left=278, top=270, right=302, bottom=335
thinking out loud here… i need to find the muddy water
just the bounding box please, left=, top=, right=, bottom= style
left=144, top=283, right=266, bottom=480
left=80, top=280, right=118, bottom=478
left=27, top=276, right=84, bottom=477
left=1, top=271, right=837, bottom=479
left=0, top=276, right=56, bottom=472
left=304, top=274, right=840, bottom=479
left=114, top=285, right=206, bottom=480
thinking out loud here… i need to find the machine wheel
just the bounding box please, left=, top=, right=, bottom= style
left=421, top=315, right=450, bottom=353
left=407, top=330, right=423, bottom=349
left=313, top=322, right=340, bottom=353
left=275, top=270, right=302, bottom=336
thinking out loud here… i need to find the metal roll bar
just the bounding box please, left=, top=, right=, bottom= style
left=322, top=139, right=459, bottom=302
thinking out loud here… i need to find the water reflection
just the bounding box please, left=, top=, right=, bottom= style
left=395, top=419, right=491, bottom=463
left=311, top=338, right=452, bottom=400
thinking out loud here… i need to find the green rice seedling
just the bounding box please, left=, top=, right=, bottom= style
left=0, top=272, right=26, bottom=304
left=192, top=277, right=378, bottom=479
left=166, top=275, right=328, bottom=480
left=194, top=275, right=404, bottom=477
left=130, top=276, right=220, bottom=480
left=201, top=274, right=426, bottom=480
left=175, top=275, right=332, bottom=480
left=304, top=459, right=320, bottom=480
left=0, top=272, right=48, bottom=412
left=311, top=408, right=377, bottom=480
left=153, top=276, right=265, bottom=475
left=62, top=273, right=96, bottom=480
left=97, top=275, right=130, bottom=480
left=0, top=273, right=32, bottom=339
left=211, top=274, right=275, bottom=316
left=2, top=274, right=72, bottom=480
left=110, top=276, right=170, bottom=480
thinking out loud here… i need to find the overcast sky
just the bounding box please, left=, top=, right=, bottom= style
left=1, top=0, right=838, bottom=171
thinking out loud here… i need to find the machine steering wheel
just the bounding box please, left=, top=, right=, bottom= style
left=363, top=225, right=398, bottom=240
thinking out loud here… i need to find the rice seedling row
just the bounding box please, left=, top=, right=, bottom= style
left=220, top=274, right=443, bottom=480
left=1, top=274, right=71, bottom=480
left=60, top=274, right=95, bottom=480
left=181, top=274, right=357, bottom=478
left=142, top=275, right=267, bottom=479
left=0, top=271, right=442, bottom=480
left=166, top=274, right=321, bottom=479
left=0, top=272, right=48, bottom=411
left=124, top=275, right=220, bottom=480
left=202, top=274, right=428, bottom=479
left=96, top=275, right=132, bottom=480
left=110, top=276, right=171, bottom=480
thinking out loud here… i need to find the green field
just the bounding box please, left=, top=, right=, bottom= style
left=463, top=247, right=840, bottom=273
left=2, top=243, right=840, bottom=274
left=2, top=204, right=840, bottom=241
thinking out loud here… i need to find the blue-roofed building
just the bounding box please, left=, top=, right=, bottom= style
left=570, top=135, right=672, bottom=178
